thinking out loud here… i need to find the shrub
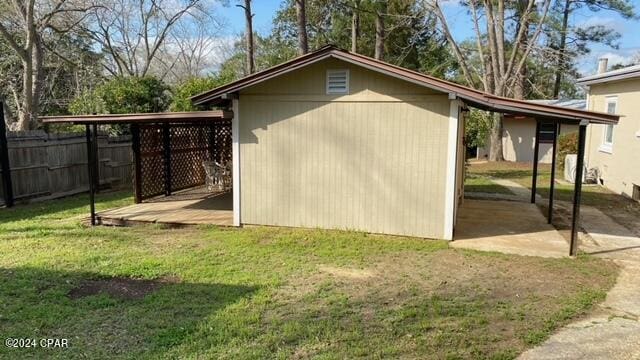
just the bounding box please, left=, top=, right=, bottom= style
left=557, top=132, right=578, bottom=170
left=69, top=76, right=171, bottom=115
left=170, top=75, right=233, bottom=112
left=465, top=109, right=492, bottom=148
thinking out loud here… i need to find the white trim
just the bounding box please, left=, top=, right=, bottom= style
left=577, top=64, right=640, bottom=85
left=598, top=142, right=613, bottom=154
left=232, top=98, right=241, bottom=226
left=325, top=69, right=350, bottom=94
left=443, top=100, right=461, bottom=240
left=599, top=96, right=617, bottom=154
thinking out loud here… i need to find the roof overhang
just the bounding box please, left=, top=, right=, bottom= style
left=40, top=110, right=233, bottom=125
left=191, top=45, right=619, bottom=125
left=577, top=65, right=640, bottom=86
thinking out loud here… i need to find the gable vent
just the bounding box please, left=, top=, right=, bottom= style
left=326, top=69, right=349, bottom=94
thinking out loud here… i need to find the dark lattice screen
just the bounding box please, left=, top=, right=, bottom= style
left=213, top=120, right=232, bottom=164
left=170, top=125, right=211, bottom=191
left=140, top=125, right=165, bottom=199
left=138, top=121, right=231, bottom=201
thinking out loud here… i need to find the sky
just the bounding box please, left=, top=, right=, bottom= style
left=222, top=0, right=640, bottom=76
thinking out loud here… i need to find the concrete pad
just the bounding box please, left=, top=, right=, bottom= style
left=451, top=199, right=569, bottom=258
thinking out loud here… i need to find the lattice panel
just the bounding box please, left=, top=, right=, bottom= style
left=213, top=120, right=232, bottom=165
left=139, top=125, right=165, bottom=199
left=170, top=125, right=211, bottom=191
left=137, top=121, right=232, bottom=201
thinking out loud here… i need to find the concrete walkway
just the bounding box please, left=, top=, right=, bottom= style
left=517, top=199, right=640, bottom=359
left=491, top=177, right=541, bottom=200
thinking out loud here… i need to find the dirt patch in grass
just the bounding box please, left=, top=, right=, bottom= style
left=317, top=265, right=377, bottom=280
left=266, top=249, right=618, bottom=359
left=68, top=275, right=180, bottom=300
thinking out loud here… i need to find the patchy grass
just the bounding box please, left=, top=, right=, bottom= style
left=467, top=161, right=640, bottom=236
left=464, top=174, right=514, bottom=195
left=0, top=192, right=618, bottom=359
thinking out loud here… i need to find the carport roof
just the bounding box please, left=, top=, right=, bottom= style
left=191, top=45, right=619, bottom=125
left=40, top=110, right=233, bottom=125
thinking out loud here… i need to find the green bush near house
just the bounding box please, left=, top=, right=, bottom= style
left=557, top=132, right=578, bottom=170
left=67, top=76, right=171, bottom=134
left=170, top=75, right=234, bottom=112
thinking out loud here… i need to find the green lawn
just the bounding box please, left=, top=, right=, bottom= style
left=464, top=174, right=514, bottom=195
left=0, top=192, right=618, bottom=359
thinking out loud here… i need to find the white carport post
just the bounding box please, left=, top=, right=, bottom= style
left=444, top=94, right=462, bottom=240
left=232, top=96, right=241, bottom=227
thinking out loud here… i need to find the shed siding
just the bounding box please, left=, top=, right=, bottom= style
left=238, top=58, right=450, bottom=239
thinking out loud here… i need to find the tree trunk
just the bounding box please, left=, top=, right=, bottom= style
left=513, top=64, right=527, bottom=99
left=552, top=0, right=571, bottom=98
left=489, top=112, right=504, bottom=161
left=374, top=4, right=385, bottom=60
left=512, top=3, right=530, bottom=100
left=243, top=0, right=255, bottom=74
left=295, top=0, right=308, bottom=55
left=18, top=56, right=34, bottom=131
left=351, top=2, right=359, bottom=53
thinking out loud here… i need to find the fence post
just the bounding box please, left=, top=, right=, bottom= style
left=0, top=101, right=14, bottom=207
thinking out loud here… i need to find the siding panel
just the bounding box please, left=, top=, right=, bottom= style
left=240, top=98, right=450, bottom=239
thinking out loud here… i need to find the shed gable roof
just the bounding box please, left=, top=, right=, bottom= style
left=192, top=45, right=619, bottom=124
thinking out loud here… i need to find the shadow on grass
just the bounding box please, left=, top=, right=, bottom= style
left=0, top=266, right=258, bottom=359
left=0, top=191, right=132, bottom=224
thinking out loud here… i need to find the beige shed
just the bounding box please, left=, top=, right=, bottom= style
left=190, top=45, right=618, bottom=243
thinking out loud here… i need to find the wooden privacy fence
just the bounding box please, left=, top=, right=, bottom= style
left=0, top=130, right=132, bottom=206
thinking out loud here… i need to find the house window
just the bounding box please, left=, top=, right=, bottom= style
left=600, top=97, right=617, bottom=153
left=326, top=69, right=349, bottom=94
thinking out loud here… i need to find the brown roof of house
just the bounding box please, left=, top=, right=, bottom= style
left=192, top=45, right=619, bottom=125
left=40, top=110, right=233, bottom=124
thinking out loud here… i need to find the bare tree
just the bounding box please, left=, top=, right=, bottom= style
left=374, top=1, right=386, bottom=60
left=0, top=0, right=93, bottom=130
left=82, top=0, right=203, bottom=77
left=152, top=13, right=227, bottom=84
left=428, top=0, right=552, bottom=161
left=237, top=0, right=255, bottom=74
left=295, top=0, right=309, bottom=55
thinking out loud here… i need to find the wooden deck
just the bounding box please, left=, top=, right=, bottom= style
left=97, top=188, right=233, bottom=226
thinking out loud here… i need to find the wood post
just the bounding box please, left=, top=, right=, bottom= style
left=131, top=124, right=142, bottom=204
left=570, top=121, right=588, bottom=256
left=85, top=125, right=97, bottom=225
left=548, top=122, right=559, bottom=224
left=531, top=120, right=541, bottom=203
left=162, top=124, right=172, bottom=196
left=0, top=101, right=13, bottom=207
left=92, top=124, right=99, bottom=192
